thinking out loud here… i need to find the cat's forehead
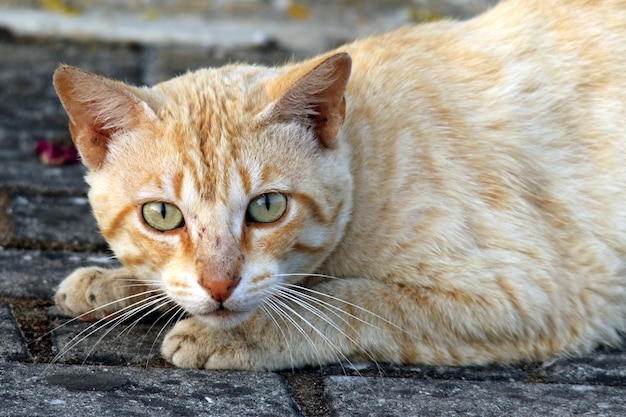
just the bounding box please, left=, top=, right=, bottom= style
left=156, top=65, right=277, bottom=110
left=150, top=66, right=278, bottom=141
left=130, top=65, right=296, bottom=203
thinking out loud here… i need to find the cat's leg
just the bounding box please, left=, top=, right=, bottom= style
left=160, top=276, right=570, bottom=370
left=55, top=267, right=157, bottom=321
left=162, top=314, right=331, bottom=371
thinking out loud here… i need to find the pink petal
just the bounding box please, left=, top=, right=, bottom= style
left=35, top=139, right=80, bottom=166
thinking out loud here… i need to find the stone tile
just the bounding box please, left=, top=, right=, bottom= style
left=0, top=38, right=145, bottom=132
left=0, top=249, right=119, bottom=298
left=9, top=194, right=104, bottom=248
left=323, top=361, right=528, bottom=382
left=0, top=303, right=30, bottom=362
left=0, top=363, right=299, bottom=417
left=49, top=305, right=174, bottom=366
left=537, top=347, right=626, bottom=386
left=325, top=376, right=626, bottom=417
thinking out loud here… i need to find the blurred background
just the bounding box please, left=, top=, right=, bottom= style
left=0, top=0, right=497, bottom=55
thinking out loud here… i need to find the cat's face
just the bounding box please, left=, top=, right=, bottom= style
left=54, top=54, right=353, bottom=327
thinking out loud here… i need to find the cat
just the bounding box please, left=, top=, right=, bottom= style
left=52, top=0, right=626, bottom=370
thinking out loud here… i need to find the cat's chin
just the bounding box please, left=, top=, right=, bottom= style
left=195, top=308, right=253, bottom=329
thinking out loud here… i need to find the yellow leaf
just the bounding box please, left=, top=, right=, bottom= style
left=42, top=0, right=81, bottom=17
left=286, top=3, right=309, bottom=20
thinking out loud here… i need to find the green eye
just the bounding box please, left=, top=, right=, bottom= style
left=142, top=202, right=184, bottom=232
left=246, top=193, right=287, bottom=224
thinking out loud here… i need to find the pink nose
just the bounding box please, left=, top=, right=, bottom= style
left=200, top=277, right=240, bottom=303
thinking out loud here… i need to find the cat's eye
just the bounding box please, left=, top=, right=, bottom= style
left=142, top=202, right=185, bottom=232
left=246, top=193, right=288, bottom=224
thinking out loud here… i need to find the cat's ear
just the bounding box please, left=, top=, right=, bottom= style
left=53, top=65, right=156, bottom=170
left=268, top=53, right=352, bottom=147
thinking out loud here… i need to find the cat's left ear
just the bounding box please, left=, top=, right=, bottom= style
left=268, top=53, right=352, bottom=147
left=53, top=65, right=157, bottom=170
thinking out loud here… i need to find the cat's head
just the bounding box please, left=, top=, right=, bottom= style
left=53, top=53, right=353, bottom=327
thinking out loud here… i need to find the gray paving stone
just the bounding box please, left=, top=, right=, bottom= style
left=538, top=348, right=626, bottom=386
left=49, top=305, right=173, bottom=366
left=0, top=363, right=299, bottom=417
left=325, top=361, right=529, bottom=382
left=325, top=376, right=626, bottom=417
left=0, top=38, right=145, bottom=131
left=0, top=303, right=30, bottom=362
left=0, top=249, right=118, bottom=299
left=9, top=194, right=104, bottom=248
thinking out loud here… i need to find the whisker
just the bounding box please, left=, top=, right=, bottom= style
left=267, top=295, right=359, bottom=373
left=145, top=304, right=187, bottom=367
left=272, top=273, right=342, bottom=280
left=37, top=288, right=165, bottom=357
left=264, top=296, right=379, bottom=393
left=282, top=285, right=389, bottom=377
left=51, top=292, right=167, bottom=364
left=276, top=287, right=357, bottom=340
left=119, top=283, right=160, bottom=289
left=115, top=278, right=162, bottom=284
left=112, top=295, right=174, bottom=340
left=279, top=285, right=368, bottom=330
left=260, top=302, right=295, bottom=372
left=272, top=273, right=409, bottom=334
left=263, top=296, right=326, bottom=369
left=44, top=287, right=164, bottom=338
left=274, top=285, right=382, bottom=367
left=53, top=296, right=165, bottom=362
left=283, top=282, right=410, bottom=336
left=78, top=295, right=172, bottom=364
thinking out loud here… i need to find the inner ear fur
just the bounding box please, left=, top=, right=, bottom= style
left=268, top=53, right=352, bottom=147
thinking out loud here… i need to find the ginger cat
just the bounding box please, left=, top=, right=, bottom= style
left=52, top=0, right=626, bottom=370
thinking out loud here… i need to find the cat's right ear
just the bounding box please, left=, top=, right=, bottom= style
left=53, top=65, right=156, bottom=170
left=266, top=53, right=352, bottom=148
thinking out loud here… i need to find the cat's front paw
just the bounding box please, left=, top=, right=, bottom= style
left=161, top=317, right=263, bottom=370
left=54, top=266, right=137, bottom=321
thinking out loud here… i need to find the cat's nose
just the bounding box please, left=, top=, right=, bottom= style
left=200, top=277, right=241, bottom=303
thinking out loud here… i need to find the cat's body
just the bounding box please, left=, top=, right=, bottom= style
left=53, top=0, right=626, bottom=370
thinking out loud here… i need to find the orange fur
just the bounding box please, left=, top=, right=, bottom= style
left=53, top=0, right=626, bottom=370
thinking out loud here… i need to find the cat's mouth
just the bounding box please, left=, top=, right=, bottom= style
left=209, top=307, right=238, bottom=318
left=196, top=306, right=253, bottom=328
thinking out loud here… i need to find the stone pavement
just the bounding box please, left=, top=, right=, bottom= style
left=0, top=1, right=625, bottom=416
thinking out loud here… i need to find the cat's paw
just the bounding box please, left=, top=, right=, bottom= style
left=161, top=317, right=261, bottom=370
left=54, top=266, right=133, bottom=321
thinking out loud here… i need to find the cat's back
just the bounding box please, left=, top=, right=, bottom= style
left=322, top=0, right=626, bottom=285
left=341, top=0, right=626, bottom=125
